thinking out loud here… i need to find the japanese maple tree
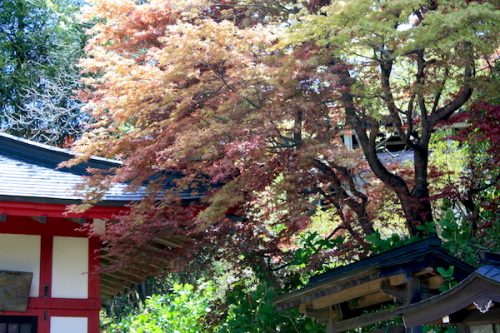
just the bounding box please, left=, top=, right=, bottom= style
left=287, top=0, right=498, bottom=234
left=72, top=0, right=498, bottom=269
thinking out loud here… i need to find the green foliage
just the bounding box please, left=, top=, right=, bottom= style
left=437, top=208, right=498, bottom=267
left=415, top=222, right=437, bottom=235
left=436, top=266, right=457, bottom=292
left=427, top=120, right=499, bottom=265
left=291, top=232, right=344, bottom=267
left=102, top=273, right=325, bottom=333
left=366, top=231, right=419, bottom=253
left=217, top=275, right=323, bottom=333
left=102, top=282, right=216, bottom=333
left=423, top=325, right=457, bottom=333
left=438, top=210, right=470, bottom=246
left=280, top=231, right=348, bottom=293
left=289, top=0, right=499, bottom=58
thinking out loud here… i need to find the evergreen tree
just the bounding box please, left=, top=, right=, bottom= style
left=0, top=0, right=87, bottom=144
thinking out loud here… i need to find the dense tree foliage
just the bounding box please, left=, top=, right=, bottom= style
left=0, top=1, right=497, bottom=332
left=64, top=1, right=498, bottom=331
left=0, top=0, right=87, bottom=144
left=287, top=0, right=498, bottom=234
left=73, top=0, right=498, bottom=269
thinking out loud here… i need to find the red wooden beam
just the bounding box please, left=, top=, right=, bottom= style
left=0, top=201, right=129, bottom=219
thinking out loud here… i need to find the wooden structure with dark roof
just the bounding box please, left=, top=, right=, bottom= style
left=400, top=252, right=500, bottom=331
left=0, top=133, right=198, bottom=333
left=274, top=237, right=476, bottom=333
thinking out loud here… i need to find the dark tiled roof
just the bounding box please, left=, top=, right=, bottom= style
left=0, top=132, right=200, bottom=205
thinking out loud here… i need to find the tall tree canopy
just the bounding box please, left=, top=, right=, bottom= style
left=73, top=0, right=499, bottom=270
left=0, top=0, right=87, bottom=144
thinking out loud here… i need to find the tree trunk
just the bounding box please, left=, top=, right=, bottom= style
left=398, top=193, right=433, bottom=235
left=335, top=62, right=432, bottom=236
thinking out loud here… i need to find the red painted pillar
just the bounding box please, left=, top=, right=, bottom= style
left=39, top=235, right=53, bottom=333
left=88, top=236, right=101, bottom=333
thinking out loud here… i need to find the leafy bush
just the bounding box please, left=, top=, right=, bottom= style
left=218, top=276, right=323, bottom=333
left=102, top=282, right=216, bottom=333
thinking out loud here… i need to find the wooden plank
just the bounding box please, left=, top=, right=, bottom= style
left=389, top=274, right=408, bottom=286
left=349, top=292, right=393, bottom=310
left=105, top=272, right=137, bottom=285
left=133, top=251, right=163, bottom=268
left=276, top=270, right=380, bottom=309
left=312, top=279, right=382, bottom=309
left=333, top=308, right=398, bottom=332
left=112, top=269, right=144, bottom=281
left=381, top=280, right=407, bottom=302
left=100, top=279, right=125, bottom=292
left=305, top=307, right=339, bottom=324
left=99, top=284, right=120, bottom=296
left=99, top=281, right=118, bottom=291
left=426, top=275, right=444, bottom=289
left=100, top=275, right=127, bottom=289
left=101, top=258, right=151, bottom=278
left=100, top=282, right=123, bottom=295
left=333, top=304, right=342, bottom=321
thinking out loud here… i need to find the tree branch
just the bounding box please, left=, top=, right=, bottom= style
left=415, top=49, right=428, bottom=121
left=379, top=59, right=405, bottom=140
left=429, top=55, right=474, bottom=125
left=212, top=67, right=262, bottom=110
left=431, top=67, right=449, bottom=113
left=313, top=158, right=374, bottom=235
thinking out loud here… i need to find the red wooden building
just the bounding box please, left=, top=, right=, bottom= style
left=0, top=133, right=192, bottom=333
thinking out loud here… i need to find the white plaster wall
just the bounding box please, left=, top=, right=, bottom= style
left=50, top=316, right=88, bottom=333
left=51, top=236, right=88, bottom=299
left=0, top=233, right=41, bottom=297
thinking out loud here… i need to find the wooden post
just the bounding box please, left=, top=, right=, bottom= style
left=406, top=276, right=422, bottom=305
left=405, top=276, right=422, bottom=333
left=327, top=305, right=335, bottom=333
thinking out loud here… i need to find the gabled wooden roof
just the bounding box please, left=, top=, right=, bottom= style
left=274, top=237, right=476, bottom=332
left=275, top=237, right=474, bottom=311
left=400, top=255, right=500, bottom=326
